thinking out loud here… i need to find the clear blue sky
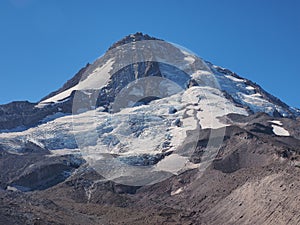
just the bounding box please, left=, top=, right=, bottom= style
left=0, top=0, right=299, bottom=108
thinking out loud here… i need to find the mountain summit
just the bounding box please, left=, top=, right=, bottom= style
left=1, top=34, right=300, bottom=224
left=108, top=32, right=160, bottom=50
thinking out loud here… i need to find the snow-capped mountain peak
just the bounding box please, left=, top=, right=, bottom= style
left=1, top=33, right=299, bottom=186
left=107, top=32, right=160, bottom=50
left=2, top=33, right=300, bottom=224
left=39, top=33, right=298, bottom=119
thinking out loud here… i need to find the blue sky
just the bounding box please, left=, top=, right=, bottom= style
left=0, top=0, right=299, bottom=108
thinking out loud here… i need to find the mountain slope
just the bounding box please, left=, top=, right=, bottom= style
left=0, top=33, right=300, bottom=225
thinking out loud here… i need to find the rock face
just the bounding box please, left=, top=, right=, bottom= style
left=0, top=148, right=83, bottom=191
left=0, top=100, right=72, bottom=130
left=0, top=33, right=300, bottom=224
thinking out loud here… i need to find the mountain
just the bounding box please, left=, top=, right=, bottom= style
left=1, top=32, right=300, bottom=224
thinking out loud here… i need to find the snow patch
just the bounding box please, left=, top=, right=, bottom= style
left=171, top=187, right=183, bottom=196
left=40, top=58, right=115, bottom=104
left=184, top=87, right=248, bottom=129
left=272, top=125, right=290, bottom=136
left=184, top=55, right=195, bottom=64
left=154, top=154, right=189, bottom=174
left=269, top=120, right=283, bottom=126
left=225, top=75, right=245, bottom=83
left=6, top=186, right=19, bottom=192
left=246, top=86, right=255, bottom=91
left=48, top=148, right=81, bottom=156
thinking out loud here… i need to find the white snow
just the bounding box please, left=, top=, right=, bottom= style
left=35, top=102, right=50, bottom=109
left=235, top=92, right=278, bottom=115
left=184, top=55, right=195, bottom=64
left=209, top=64, right=292, bottom=117
left=40, top=87, right=74, bottom=104
left=225, top=75, right=245, bottom=83
left=269, top=120, right=282, bottom=126
left=272, top=125, right=290, bottom=136
left=40, top=58, right=114, bottom=104
left=246, top=85, right=255, bottom=91
left=154, top=154, right=189, bottom=174
left=78, top=58, right=114, bottom=89
left=179, top=48, right=196, bottom=64
left=48, top=148, right=81, bottom=156
left=171, top=187, right=183, bottom=196
left=250, top=93, right=262, bottom=97
left=183, top=87, right=248, bottom=129
left=6, top=186, right=19, bottom=192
